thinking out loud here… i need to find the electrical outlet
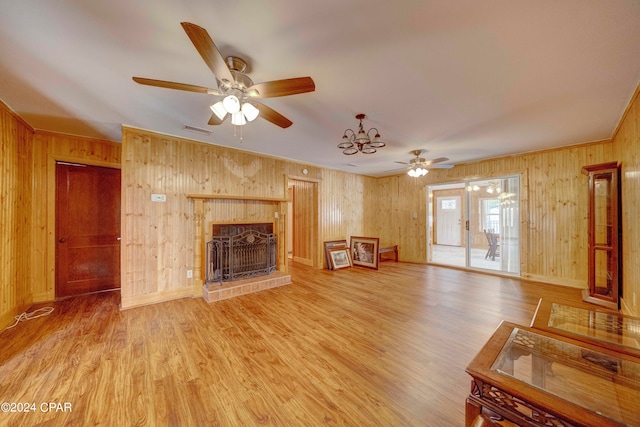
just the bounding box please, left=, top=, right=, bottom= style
left=187, top=269, right=193, bottom=279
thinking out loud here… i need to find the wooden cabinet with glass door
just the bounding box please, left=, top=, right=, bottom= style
left=582, top=162, right=621, bottom=310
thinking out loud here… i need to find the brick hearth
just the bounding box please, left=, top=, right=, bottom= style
left=202, top=271, right=291, bottom=303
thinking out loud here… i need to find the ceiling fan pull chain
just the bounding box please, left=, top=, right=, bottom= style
left=233, top=124, right=244, bottom=143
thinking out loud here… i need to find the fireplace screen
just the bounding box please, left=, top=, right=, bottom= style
left=206, top=230, right=277, bottom=284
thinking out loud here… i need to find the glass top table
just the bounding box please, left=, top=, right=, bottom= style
left=530, top=298, right=640, bottom=358
left=492, top=327, right=640, bottom=426
left=466, top=321, right=640, bottom=427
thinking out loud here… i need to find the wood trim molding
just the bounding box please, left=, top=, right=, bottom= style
left=187, top=194, right=288, bottom=202
left=35, top=129, right=121, bottom=145
left=611, top=81, right=640, bottom=142
left=0, top=99, right=35, bottom=131
left=0, top=299, right=33, bottom=330
left=287, top=175, right=321, bottom=183
left=120, top=286, right=197, bottom=310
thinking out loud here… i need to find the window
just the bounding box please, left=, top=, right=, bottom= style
left=480, top=198, right=500, bottom=232
left=441, top=199, right=457, bottom=210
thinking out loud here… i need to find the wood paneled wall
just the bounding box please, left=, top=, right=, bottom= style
left=30, top=131, right=121, bottom=302
left=373, top=141, right=614, bottom=284
left=121, top=127, right=375, bottom=308
left=369, top=175, right=431, bottom=263
left=319, top=169, right=377, bottom=267
left=613, top=83, right=640, bottom=316
left=4, top=84, right=638, bottom=317
left=0, top=101, right=34, bottom=328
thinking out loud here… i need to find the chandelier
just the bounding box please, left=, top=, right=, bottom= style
left=338, top=114, right=386, bottom=155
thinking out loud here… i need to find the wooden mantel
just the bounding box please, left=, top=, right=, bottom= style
left=187, top=195, right=289, bottom=291
left=187, top=194, right=288, bottom=202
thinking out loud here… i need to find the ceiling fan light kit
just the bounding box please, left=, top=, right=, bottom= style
left=338, top=114, right=386, bottom=155
left=408, top=166, right=428, bottom=177
left=241, top=102, right=259, bottom=121
left=399, top=150, right=452, bottom=177
left=133, top=22, right=315, bottom=132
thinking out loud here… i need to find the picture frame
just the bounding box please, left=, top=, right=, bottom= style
left=329, top=249, right=352, bottom=270
left=324, top=240, right=348, bottom=269
left=350, top=236, right=380, bottom=269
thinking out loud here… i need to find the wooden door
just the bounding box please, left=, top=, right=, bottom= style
left=56, top=163, right=121, bottom=298
left=290, top=179, right=318, bottom=267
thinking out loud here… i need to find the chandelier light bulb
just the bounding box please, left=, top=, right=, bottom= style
left=355, top=128, right=369, bottom=144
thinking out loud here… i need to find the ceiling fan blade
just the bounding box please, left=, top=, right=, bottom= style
left=394, top=161, right=409, bottom=165
left=423, top=157, right=449, bottom=166
left=427, top=164, right=454, bottom=169
left=247, top=77, right=315, bottom=98
left=132, top=77, right=218, bottom=94
left=180, top=22, right=234, bottom=85
left=383, top=167, right=408, bottom=173
left=250, top=101, right=293, bottom=128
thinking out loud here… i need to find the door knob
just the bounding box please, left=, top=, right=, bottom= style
left=116, top=237, right=122, bottom=241
left=59, top=238, right=67, bottom=243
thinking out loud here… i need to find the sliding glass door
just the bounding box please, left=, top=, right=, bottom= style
left=427, top=175, right=520, bottom=275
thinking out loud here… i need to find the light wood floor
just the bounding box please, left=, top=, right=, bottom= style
left=0, top=262, right=583, bottom=426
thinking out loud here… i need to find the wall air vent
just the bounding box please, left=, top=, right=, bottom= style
left=183, top=125, right=212, bottom=135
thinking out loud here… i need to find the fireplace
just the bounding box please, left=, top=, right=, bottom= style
left=205, top=223, right=277, bottom=284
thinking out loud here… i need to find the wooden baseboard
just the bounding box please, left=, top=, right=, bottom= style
left=32, top=291, right=55, bottom=303
left=120, top=287, right=197, bottom=310
left=0, top=300, right=34, bottom=330
left=520, top=273, right=585, bottom=289
left=292, top=256, right=313, bottom=266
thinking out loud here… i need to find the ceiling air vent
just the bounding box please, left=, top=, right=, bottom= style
left=183, top=125, right=212, bottom=135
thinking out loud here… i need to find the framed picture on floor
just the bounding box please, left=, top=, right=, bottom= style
left=350, top=236, right=379, bottom=269
left=329, top=249, right=352, bottom=270
left=324, top=240, right=348, bottom=269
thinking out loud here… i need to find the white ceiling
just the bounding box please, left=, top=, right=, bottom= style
left=1, top=0, right=639, bottom=177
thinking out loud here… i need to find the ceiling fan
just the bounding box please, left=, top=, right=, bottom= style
left=392, top=150, right=453, bottom=176
left=133, top=22, right=315, bottom=128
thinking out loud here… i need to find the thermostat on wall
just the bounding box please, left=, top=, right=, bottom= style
left=151, top=193, right=167, bottom=202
